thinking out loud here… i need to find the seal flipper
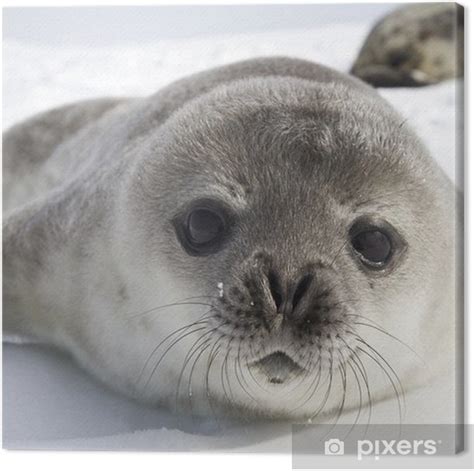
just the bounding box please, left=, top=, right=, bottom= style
left=3, top=98, right=127, bottom=213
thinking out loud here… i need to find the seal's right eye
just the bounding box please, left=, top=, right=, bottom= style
left=173, top=201, right=230, bottom=256
left=351, top=229, right=392, bottom=267
left=348, top=216, right=406, bottom=272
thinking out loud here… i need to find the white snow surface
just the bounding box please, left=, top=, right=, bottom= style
left=3, top=21, right=461, bottom=451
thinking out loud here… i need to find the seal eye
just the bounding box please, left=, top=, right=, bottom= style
left=351, top=229, right=392, bottom=267
left=187, top=209, right=224, bottom=246
left=173, top=201, right=230, bottom=256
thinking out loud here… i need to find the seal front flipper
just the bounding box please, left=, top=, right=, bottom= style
left=3, top=97, right=127, bottom=214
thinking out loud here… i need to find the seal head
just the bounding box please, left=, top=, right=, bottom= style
left=121, top=75, right=455, bottom=418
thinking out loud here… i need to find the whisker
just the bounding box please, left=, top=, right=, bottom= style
left=174, top=328, right=215, bottom=413
left=340, top=320, right=407, bottom=416
left=319, top=351, right=348, bottom=441
left=333, top=353, right=347, bottom=425
left=338, top=336, right=372, bottom=432
left=144, top=324, right=209, bottom=390
left=241, top=338, right=270, bottom=393
left=205, top=336, right=226, bottom=428
left=185, top=325, right=228, bottom=421
left=127, top=299, right=215, bottom=321
left=289, top=350, right=322, bottom=413
left=356, top=336, right=406, bottom=408
left=219, top=333, right=238, bottom=409
left=309, top=347, right=334, bottom=421
left=345, top=314, right=424, bottom=363
left=283, top=350, right=317, bottom=398
left=235, top=339, right=260, bottom=404
left=344, top=357, right=364, bottom=437
left=356, top=344, right=404, bottom=426
left=173, top=329, right=214, bottom=425
left=137, top=312, right=213, bottom=385
left=233, top=349, right=259, bottom=405
left=223, top=347, right=236, bottom=409
left=350, top=348, right=373, bottom=431
left=328, top=239, right=349, bottom=271
left=185, top=331, right=218, bottom=418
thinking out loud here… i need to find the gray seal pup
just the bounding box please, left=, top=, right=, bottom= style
left=351, top=3, right=464, bottom=87
left=3, top=56, right=459, bottom=423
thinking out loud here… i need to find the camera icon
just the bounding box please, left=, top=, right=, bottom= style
left=324, top=438, right=345, bottom=455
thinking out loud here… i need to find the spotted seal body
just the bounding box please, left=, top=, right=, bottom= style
left=3, top=57, right=458, bottom=422
left=351, top=3, right=464, bottom=87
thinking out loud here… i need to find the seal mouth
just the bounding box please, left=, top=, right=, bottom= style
left=249, top=351, right=306, bottom=385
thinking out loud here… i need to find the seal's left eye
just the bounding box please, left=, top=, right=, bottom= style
left=187, top=209, right=224, bottom=245
left=174, top=202, right=229, bottom=256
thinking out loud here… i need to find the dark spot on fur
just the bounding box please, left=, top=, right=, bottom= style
left=118, top=284, right=128, bottom=301
left=226, top=185, right=239, bottom=198
left=314, top=261, right=327, bottom=270
left=418, top=29, right=431, bottom=41
left=230, top=286, right=242, bottom=297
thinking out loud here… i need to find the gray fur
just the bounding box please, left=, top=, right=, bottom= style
left=351, top=3, right=464, bottom=87
left=3, top=57, right=458, bottom=420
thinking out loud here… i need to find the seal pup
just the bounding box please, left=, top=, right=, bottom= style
left=3, top=57, right=458, bottom=422
left=351, top=3, right=464, bottom=87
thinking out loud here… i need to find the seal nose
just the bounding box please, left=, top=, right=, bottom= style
left=267, top=270, right=314, bottom=317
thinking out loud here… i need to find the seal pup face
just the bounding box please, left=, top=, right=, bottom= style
left=126, top=77, right=452, bottom=420
left=351, top=4, right=462, bottom=87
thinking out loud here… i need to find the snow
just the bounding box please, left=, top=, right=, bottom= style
left=3, top=13, right=461, bottom=451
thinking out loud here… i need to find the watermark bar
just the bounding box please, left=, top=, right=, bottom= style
left=292, top=424, right=473, bottom=468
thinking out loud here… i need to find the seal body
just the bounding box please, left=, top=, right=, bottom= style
left=351, top=4, right=464, bottom=87
left=3, top=57, right=459, bottom=422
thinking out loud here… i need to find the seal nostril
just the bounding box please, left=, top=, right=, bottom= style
left=268, top=270, right=283, bottom=311
left=292, top=274, right=313, bottom=311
